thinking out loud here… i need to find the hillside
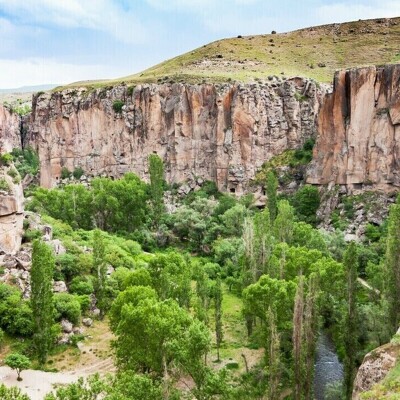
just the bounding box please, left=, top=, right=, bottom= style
left=63, top=16, right=400, bottom=89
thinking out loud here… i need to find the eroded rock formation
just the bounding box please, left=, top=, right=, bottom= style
left=0, top=165, right=24, bottom=255
left=352, top=340, right=400, bottom=399
left=26, top=79, right=326, bottom=192
left=307, top=64, right=400, bottom=191
left=0, top=105, right=21, bottom=152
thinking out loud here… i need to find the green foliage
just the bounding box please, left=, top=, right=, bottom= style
left=0, top=284, right=33, bottom=336
left=72, top=167, right=85, bottom=179
left=61, top=167, right=72, bottom=180
left=4, top=353, right=31, bottom=381
left=29, top=173, right=149, bottom=233
left=69, top=276, right=94, bottom=295
left=384, top=199, right=400, bottom=334
left=54, top=293, right=82, bottom=324
left=0, top=177, right=9, bottom=192
left=148, top=154, right=165, bottom=226
left=291, top=185, right=320, bottom=225
left=0, top=384, right=30, bottom=400
left=11, top=147, right=40, bottom=178
left=148, top=252, right=191, bottom=308
left=0, top=153, right=13, bottom=166
left=93, top=230, right=107, bottom=318
left=266, top=171, right=278, bottom=222
left=112, top=100, right=124, bottom=113
left=30, top=240, right=55, bottom=365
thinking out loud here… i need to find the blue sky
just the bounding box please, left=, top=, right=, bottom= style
left=0, top=0, right=399, bottom=88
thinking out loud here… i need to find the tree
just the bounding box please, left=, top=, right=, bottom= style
left=292, top=276, right=305, bottom=400
left=384, top=199, right=400, bottom=334
left=30, top=239, right=55, bottom=365
left=291, top=185, right=320, bottom=225
left=343, top=242, right=358, bottom=400
left=302, top=274, right=319, bottom=400
left=0, top=384, right=30, bottom=400
left=148, top=154, right=165, bottom=227
left=253, top=207, right=273, bottom=277
left=213, top=277, right=223, bottom=362
left=266, top=171, right=278, bottom=223
left=274, top=200, right=295, bottom=244
left=4, top=353, right=31, bottom=381
left=93, top=229, right=107, bottom=319
left=266, top=307, right=281, bottom=400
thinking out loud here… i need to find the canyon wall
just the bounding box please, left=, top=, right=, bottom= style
left=0, top=105, right=21, bottom=153
left=26, top=79, right=325, bottom=192
left=0, top=165, right=24, bottom=255
left=307, top=64, right=400, bottom=191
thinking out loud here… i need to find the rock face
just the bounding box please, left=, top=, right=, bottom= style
left=0, top=105, right=21, bottom=153
left=0, top=165, right=24, bottom=255
left=353, top=341, right=400, bottom=399
left=307, top=64, right=400, bottom=191
left=26, top=79, right=325, bottom=192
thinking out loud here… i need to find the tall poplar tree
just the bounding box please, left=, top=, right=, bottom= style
left=266, top=171, right=278, bottom=223
left=93, top=229, right=107, bottom=319
left=30, top=239, right=55, bottom=365
left=148, top=154, right=165, bottom=226
left=343, top=241, right=358, bottom=400
left=214, top=277, right=223, bottom=362
left=384, top=199, right=400, bottom=334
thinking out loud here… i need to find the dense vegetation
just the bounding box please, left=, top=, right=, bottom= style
left=0, top=154, right=398, bottom=399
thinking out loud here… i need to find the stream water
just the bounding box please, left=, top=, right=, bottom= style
left=314, top=332, right=344, bottom=399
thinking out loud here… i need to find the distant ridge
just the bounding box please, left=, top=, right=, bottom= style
left=0, top=84, right=59, bottom=94
left=60, top=16, right=400, bottom=89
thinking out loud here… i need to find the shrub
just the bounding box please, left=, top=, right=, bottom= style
left=7, top=168, right=16, bottom=178
left=112, top=100, right=124, bottom=113
left=0, top=178, right=9, bottom=192
left=0, top=153, right=13, bottom=166
left=54, top=293, right=81, bottom=325
left=10, top=148, right=40, bottom=177
left=69, top=276, right=94, bottom=295
left=72, top=167, right=85, bottom=179
left=127, top=86, right=135, bottom=96
left=61, top=167, right=72, bottom=179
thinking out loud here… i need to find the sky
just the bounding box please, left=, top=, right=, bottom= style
left=0, top=0, right=399, bottom=88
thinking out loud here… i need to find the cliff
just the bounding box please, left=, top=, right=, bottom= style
left=26, top=78, right=325, bottom=192
left=307, top=64, right=400, bottom=191
left=0, top=105, right=21, bottom=153
left=0, top=164, right=24, bottom=255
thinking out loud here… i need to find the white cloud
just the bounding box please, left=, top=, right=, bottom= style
left=314, top=1, right=400, bottom=24
left=0, top=0, right=148, bottom=44
left=0, top=58, right=130, bottom=89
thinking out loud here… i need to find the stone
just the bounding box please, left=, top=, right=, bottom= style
left=353, top=342, right=400, bottom=399
left=82, top=318, right=93, bottom=327
left=50, top=239, right=66, bottom=255
left=53, top=281, right=68, bottom=293
left=61, top=319, right=73, bottom=333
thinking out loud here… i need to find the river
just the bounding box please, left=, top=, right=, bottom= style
left=314, top=332, right=344, bottom=400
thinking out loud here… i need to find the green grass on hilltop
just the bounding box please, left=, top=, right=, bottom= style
left=60, top=17, right=400, bottom=90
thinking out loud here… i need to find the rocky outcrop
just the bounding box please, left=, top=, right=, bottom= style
left=353, top=341, right=400, bottom=399
left=0, top=165, right=24, bottom=255
left=0, top=105, right=21, bottom=153
left=307, top=64, right=400, bottom=191
left=26, top=79, right=326, bottom=192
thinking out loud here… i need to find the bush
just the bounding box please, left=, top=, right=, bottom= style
left=69, top=276, right=94, bottom=295
left=291, top=185, right=320, bottom=225
left=10, top=147, right=40, bottom=177
left=0, top=153, right=13, bottom=166
left=54, top=293, right=81, bottom=325
left=112, top=100, right=124, bottom=113
left=0, top=178, right=9, bottom=192
left=72, top=167, right=85, bottom=179
left=61, top=167, right=72, bottom=179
